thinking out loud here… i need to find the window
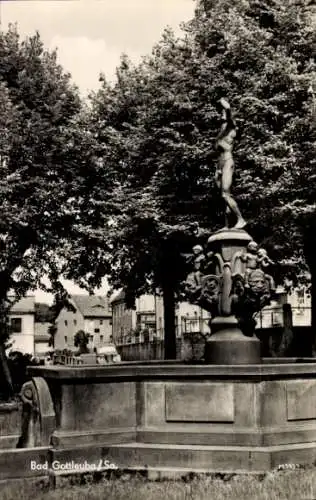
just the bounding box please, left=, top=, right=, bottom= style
left=100, top=335, right=104, bottom=343
left=74, top=319, right=77, bottom=326
left=94, top=328, right=100, bottom=333
left=100, top=320, right=103, bottom=325
left=11, top=318, right=22, bottom=333
left=64, top=336, right=68, bottom=344
left=89, top=335, right=94, bottom=343
left=64, top=320, right=68, bottom=326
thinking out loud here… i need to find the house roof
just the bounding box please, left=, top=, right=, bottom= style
left=71, top=295, right=111, bottom=318
left=9, top=296, right=35, bottom=314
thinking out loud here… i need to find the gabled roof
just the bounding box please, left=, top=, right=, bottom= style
left=71, top=294, right=111, bottom=318
left=9, top=296, right=35, bottom=314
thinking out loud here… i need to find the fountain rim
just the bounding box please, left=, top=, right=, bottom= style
left=27, top=359, right=316, bottom=381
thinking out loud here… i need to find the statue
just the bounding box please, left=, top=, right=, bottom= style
left=183, top=245, right=206, bottom=302
left=180, top=97, right=278, bottom=362
left=182, top=244, right=220, bottom=315
left=215, top=98, right=246, bottom=230
left=241, top=241, right=260, bottom=288
left=17, top=381, right=39, bottom=448
left=192, top=244, right=206, bottom=274
left=257, top=248, right=276, bottom=293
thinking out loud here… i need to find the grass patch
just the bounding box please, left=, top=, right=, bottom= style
left=0, top=469, right=315, bottom=500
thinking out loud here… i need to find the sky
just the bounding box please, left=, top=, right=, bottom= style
left=1, top=0, right=195, bottom=302
left=1, top=0, right=195, bottom=95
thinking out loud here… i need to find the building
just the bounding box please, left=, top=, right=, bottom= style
left=155, top=298, right=211, bottom=338
left=111, top=291, right=157, bottom=344
left=54, top=295, right=112, bottom=351
left=7, top=296, right=36, bottom=354
left=256, top=285, right=311, bottom=329
left=34, top=322, right=51, bottom=355
left=111, top=290, right=211, bottom=344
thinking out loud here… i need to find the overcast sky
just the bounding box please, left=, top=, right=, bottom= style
left=2, top=0, right=195, bottom=95
left=1, top=0, right=195, bottom=301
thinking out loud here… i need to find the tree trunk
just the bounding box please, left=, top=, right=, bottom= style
left=162, top=281, right=177, bottom=359
left=0, top=342, right=14, bottom=399
left=303, top=232, right=316, bottom=356
left=278, top=304, right=294, bottom=357
left=310, top=267, right=316, bottom=356
left=0, top=297, right=14, bottom=399
left=303, top=251, right=316, bottom=356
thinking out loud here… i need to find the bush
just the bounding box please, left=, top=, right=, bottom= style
left=0, top=351, right=42, bottom=400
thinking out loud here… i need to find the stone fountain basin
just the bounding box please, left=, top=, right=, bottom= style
left=1, top=359, right=316, bottom=481
left=2, top=359, right=310, bottom=478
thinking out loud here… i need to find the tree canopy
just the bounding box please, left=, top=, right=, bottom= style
left=89, top=0, right=315, bottom=356
left=0, top=25, right=114, bottom=395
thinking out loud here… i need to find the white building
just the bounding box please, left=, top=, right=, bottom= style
left=54, top=295, right=112, bottom=351
left=34, top=322, right=51, bottom=354
left=111, top=290, right=211, bottom=344
left=155, top=298, right=211, bottom=338
left=7, top=296, right=36, bottom=354
left=255, top=285, right=311, bottom=329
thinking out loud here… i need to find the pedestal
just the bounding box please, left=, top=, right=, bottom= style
left=205, top=316, right=261, bottom=364
left=204, top=228, right=262, bottom=364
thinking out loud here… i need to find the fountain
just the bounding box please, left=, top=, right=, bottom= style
left=183, top=98, right=275, bottom=363
left=2, top=99, right=316, bottom=483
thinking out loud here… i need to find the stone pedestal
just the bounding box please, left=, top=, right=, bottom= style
left=205, top=316, right=261, bottom=364
left=203, top=228, right=262, bottom=364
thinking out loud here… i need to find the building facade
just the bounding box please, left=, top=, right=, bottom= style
left=7, top=296, right=36, bottom=354
left=54, top=295, right=112, bottom=351
left=34, top=322, right=51, bottom=354
left=256, top=285, right=311, bottom=329
left=111, top=291, right=155, bottom=344
left=111, top=290, right=211, bottom=344
left=155, top=298, right=211, bottom=338
left=111, top=283, right=311, bottom=346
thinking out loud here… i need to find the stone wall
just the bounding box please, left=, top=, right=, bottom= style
left=0, top=401, right=22, bottom=449
left=24, top=362, right=316, bottom=475
left=2, top=361, right=316, bottom=480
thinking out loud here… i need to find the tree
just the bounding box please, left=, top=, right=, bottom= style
left=48, top=324, right=57, bottom=349
left=74, top=330, right=90, bottom=354
left=189, top=0, right=316, bottom=344
left=90, top=0, right=316, bottom=355
left=35, top=303, right=54, bottom=323
left=0, top=25, right=113, bottom=397
left=90, top=41, right=217, bottom=359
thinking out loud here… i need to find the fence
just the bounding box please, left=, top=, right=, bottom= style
left=181, top=317, right=210, bottom=335
left=52, top=354, right=83, bottom=366
left=116, top=317, right=210, bottom=344
left=256, top=306, right=311, bottom=329
left=117, top=334, right=206, bottom=362
left=116, top=305, right=313, bottom=361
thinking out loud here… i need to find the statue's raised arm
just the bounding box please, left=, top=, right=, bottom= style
left=217, top=98, right=236, bottom=138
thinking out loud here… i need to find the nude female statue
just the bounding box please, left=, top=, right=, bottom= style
left=215, top=98, right=246, bottom=229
